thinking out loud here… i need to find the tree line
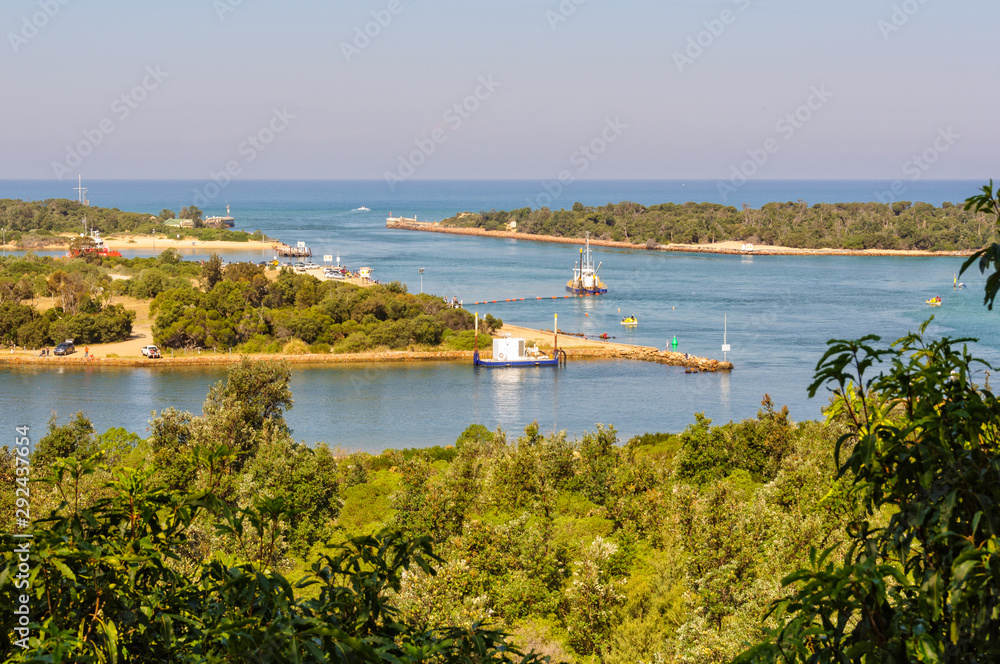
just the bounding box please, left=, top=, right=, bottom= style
left=0, top=255, right=136, bottom=347
left=442, top=200, right=998, bottom=251
left=151, top=257, right=495, bottom=353
left=0, top=198, right=265, bottom=247
left=0, top=250, right=501, bottom=354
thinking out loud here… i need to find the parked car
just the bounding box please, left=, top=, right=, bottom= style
left=141, top=345, right=160, bottom=358
left=54, top=341, right=75, bottom=356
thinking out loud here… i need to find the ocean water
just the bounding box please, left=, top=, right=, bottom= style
left=0, top=179, right=995, bottom=451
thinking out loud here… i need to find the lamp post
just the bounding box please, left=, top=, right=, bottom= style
left=418, top=267, right=424, bottom=294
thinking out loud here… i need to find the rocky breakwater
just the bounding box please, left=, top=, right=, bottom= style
left=565, top=346, right=733, bottom=372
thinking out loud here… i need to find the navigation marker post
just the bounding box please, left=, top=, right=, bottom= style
left=721, top=314, right=731, bottom=362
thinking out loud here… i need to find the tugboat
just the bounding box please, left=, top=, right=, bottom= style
left=473, top=313, right=566, bottom=368
left=566, top=232, right=607, bottom=295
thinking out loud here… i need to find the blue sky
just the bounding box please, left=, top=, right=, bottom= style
left=1, top=0, right=996, bottom=181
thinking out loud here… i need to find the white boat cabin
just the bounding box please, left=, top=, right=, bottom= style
left=491, top=335, right=545, bottom=362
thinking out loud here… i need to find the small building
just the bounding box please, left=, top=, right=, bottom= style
left=492, top=336, right=525, bottom=362
left=506, top=219, right=518, bottom=232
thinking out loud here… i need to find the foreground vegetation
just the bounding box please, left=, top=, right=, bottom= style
left=442, top=200, right=997, bottom=251
left=3, top=320, right=999, bottom=662
left=1, top=354, right=848, bottom=662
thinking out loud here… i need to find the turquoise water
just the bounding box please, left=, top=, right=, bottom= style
left=0, top=180, right=995, bottom=450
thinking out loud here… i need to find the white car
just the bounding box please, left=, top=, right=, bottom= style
left=141, top=345, right=160, bottom=358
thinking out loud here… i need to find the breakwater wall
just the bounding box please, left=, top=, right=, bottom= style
left=0, top=347, right=732, bottom=371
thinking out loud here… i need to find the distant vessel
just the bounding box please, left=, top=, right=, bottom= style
left=473, top=313, right=565, bottom=368
left=204, top=203, right=235, bottom=228
left=355, top=206, right=370, bottom=211
left=566, top=232, right=607, bottom=294
left=68, top=228, right=122, bottom=259
left=620, top=316, right=638, bottom=326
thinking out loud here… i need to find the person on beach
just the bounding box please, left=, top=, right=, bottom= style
left=85, top=346, right=89, bottom=359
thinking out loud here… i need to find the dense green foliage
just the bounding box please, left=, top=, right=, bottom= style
left=150, top=265, right=479, bottom=352
left=961, top=180, right=1000, bottom=309
left=5, top=321, right=999, bottom=662
left=0, top=355, right=859, bottom=662
left=0, top=255, right=143, bottom=347
left=0, top=198, right=265, bottom=247
left=0, top=252, right=485, bottom=353
left=443, top=200, right=996, bottom=251
left=1, top=359, right=548, bottom=662
left=733, top=327, right=1000, bottom=662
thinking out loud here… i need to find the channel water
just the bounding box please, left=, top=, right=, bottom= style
left=1, top=180, right=994, bottom=451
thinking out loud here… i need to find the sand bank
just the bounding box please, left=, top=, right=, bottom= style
left=3, top=234, right=274, bottom=252
left=0, top=323, right=730, bottom=371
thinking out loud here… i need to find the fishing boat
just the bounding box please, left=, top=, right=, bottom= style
left=620, top=316, right=638, bottom=326
left=566, top=232, right=607, bottom=295
left=473, top=313, right=566, bottom=368
left=926, top=296, right=942, bottom=306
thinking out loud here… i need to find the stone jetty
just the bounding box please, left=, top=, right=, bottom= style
left=563, top=346, right=733, bottom=372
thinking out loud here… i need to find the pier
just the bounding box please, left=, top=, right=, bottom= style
left=386, top=213, right=419, bottom=225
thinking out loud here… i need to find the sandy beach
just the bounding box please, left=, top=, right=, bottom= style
left=0, top=318, right=730, bottom=371
left=3, top=233, right=275, bottom=252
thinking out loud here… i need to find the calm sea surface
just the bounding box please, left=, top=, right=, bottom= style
left=1, top=180, right=995, bottom=451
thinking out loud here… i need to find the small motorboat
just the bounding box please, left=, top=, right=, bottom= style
left=926, top=296, right=942, bottom=306
left=354, top=206, right=370, bottom=211
left=620, top=316, right=638, bottom=326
